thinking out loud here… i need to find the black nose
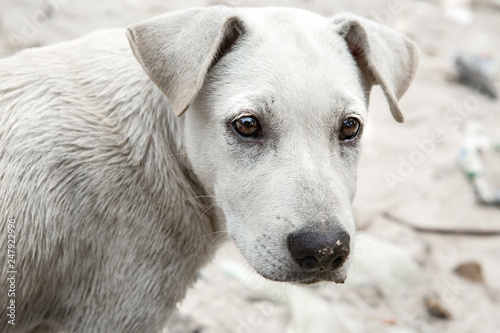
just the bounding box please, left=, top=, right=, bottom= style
left=287, top=227, right=350, bottom=273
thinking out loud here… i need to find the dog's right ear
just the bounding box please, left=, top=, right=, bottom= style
left=126, top=7, right=242, bottom=117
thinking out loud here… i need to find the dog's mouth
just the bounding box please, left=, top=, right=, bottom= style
left=256, top=269, right=348, bottom=285
left=226, top=217, right=353, bottom=286
left=296, top=275, right=347, bottom=285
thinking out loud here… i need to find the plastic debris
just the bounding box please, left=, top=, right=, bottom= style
left=347, top=233, right=424, bottom=298
left=455, top=53, right=498, bottom=99
left=459, top=124, right=500, bottom=206
left=215, top=233, right=426, bottom=333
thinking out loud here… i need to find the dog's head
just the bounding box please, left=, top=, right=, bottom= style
left=127, top=7, right=418, bottom=284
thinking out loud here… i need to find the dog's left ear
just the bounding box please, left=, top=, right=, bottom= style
left=332, top=13, right=419, bottom=123
left=126, top=7, right=242, bottom=117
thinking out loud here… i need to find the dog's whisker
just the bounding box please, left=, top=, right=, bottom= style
left=197, top=203, right=218, bottom=222
left=169, top=195, right=218, bottom=209
left=207, top=233, right=231, bottom=249
left=181, top=194, right=217, bottom=203
left=197, top=230, right=227, bottom=242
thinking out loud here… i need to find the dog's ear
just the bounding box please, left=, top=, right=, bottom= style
left=332, top=13, right=419, bottom=123
left=126, top=8, right=242, bottom=117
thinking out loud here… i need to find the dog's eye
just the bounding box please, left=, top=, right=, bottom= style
left=339, top=117, right=361, bottom=141
left=233, top=116, right=261, bottom=138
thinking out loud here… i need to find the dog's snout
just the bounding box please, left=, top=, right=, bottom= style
left=287, top=227, right=350, bottom=273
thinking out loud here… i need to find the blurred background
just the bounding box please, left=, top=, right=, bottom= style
left=1, top=0, right=499, bottom=332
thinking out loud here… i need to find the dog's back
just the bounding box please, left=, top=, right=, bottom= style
left=0, top=30, right=215, bottom=333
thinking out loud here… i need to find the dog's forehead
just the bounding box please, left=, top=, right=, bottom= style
left=237, top=7, right=344, bottom=64
left=238, top=8, right=328, bottom=41
left=207, top=8, right=367, bottom=122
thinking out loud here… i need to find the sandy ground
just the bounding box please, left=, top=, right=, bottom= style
left=1, top=0, right=499, bottom=332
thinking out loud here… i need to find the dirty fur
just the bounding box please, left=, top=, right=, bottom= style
left=0, top=6, right=418, bottom=332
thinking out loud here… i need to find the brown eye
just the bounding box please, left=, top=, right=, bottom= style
left=233, top=116, right=261, bottom=138
left=339, top=117, right=361, bottom=141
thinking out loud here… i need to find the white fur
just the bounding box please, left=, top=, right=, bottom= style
left=0, top=6, right=418, bottom=332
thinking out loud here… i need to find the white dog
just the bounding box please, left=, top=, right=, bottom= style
left=0, top=6, right=418, bottom=333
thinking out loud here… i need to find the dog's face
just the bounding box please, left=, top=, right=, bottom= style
left=127, top=7, right=418, bottom=284
left=185, top=11, right=366, bottom=283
